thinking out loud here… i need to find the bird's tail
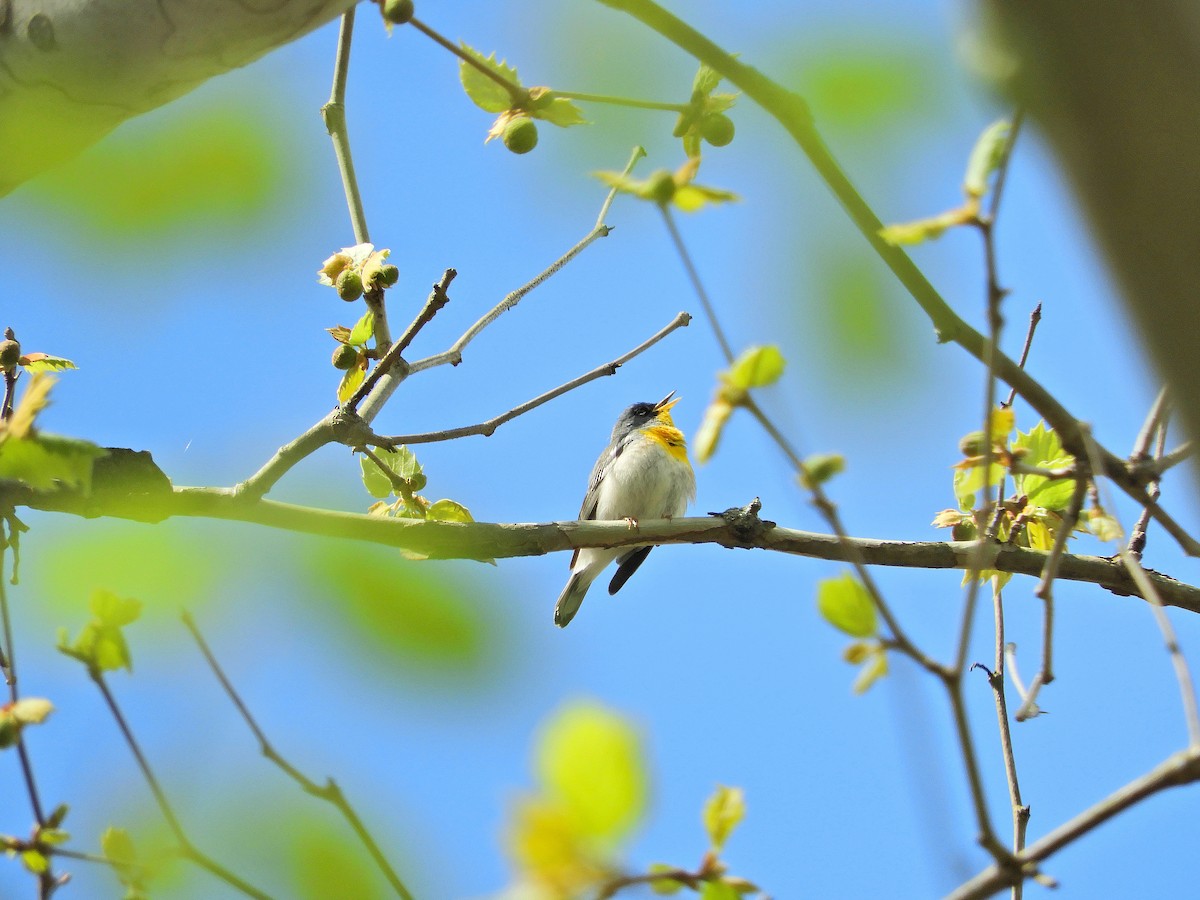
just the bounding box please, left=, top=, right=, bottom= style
left=554, top=571, right=595, bottom=628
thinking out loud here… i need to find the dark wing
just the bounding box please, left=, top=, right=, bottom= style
left=608, top=546, right=652, bottom=594
left=568, top=441, right=623, bottom=568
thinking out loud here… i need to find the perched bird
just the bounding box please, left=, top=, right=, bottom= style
left=554, top=391, right=696, bottom=627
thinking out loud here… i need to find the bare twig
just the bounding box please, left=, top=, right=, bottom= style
left=1080, top=428, right=1200, bottom=747
left=948, top=746, right=1200, bottom=900
left=1002, top=303, right=1042, bottom=409
left=660, top=206, right=734, bottom=363
left=0, top=538, right=58, bottom=898
left=352, top=268, right=457, bottom=421
left=383, top=312, right=691, bottom=445
left=181, top=612, right=413, bottom=899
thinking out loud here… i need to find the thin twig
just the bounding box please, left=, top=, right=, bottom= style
left=352, top=268, right=457, bottom=420
left=321, top=9, right=392, bottom=351
left=984, top=582, right=1029, bottom=898
left=407, top=225, right=612, bottom=375
left=1128, top=393, right=1170, bottom=558
left=550, top=90, right=687, bottom=113
left=88, top=667, right=269, bottom=898
left=947, top=746, right=1200, bottom=900
left=1079, top=428, right=1200, bottom=747
left=0, top=539, right=58, bottom=898
left=383, top=312, right=691, bottom=445
left=181, top=612, right=414, bottom=899
left=1017, top=473, right=1090, bottom=718
left=1002, top=303, right=1042, bottom=409
left=660, top=205, right=734, bottom=364
left=596, top=146, right=646, bottom=229
left=1131, top=387, right=1171, bottom=463
left=409, top=17, right=525, bottom=102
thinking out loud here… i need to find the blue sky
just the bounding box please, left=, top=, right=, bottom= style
left=3, top=1, right=1199, bottom=897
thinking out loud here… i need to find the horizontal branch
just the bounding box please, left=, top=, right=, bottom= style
left=10, top=474, right=1200, bottom=615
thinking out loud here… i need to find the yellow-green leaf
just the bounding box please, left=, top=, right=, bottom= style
left=535, top=701, right=647, bottom=844
left=964, top=118, right=1012, bottom=200
left=347, top=310, right=375, bottom=347
left=853, top=648, right=889, bottom=694
left=427, top=499, right=475, bottom=523
left=728, top=345, right=785, bottom=389
left=459, top=44, right=522, bottom=113
left=18, top=353, right=76, bottom=373
left=817, top=573, right=878, bottom=638
left=878, top=207, right=971, bottom=245
left=702, top=785, right=745, bottom=852
left=694, top=400, right=733, bottom=465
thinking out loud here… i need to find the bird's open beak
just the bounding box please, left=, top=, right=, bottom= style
left=654, top=390, right=681, bottom=414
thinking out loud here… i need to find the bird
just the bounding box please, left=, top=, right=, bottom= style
left=554, top=391, right=696, bottom=627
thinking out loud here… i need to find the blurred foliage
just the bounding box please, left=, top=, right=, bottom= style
left=31, top=521, right=223, bottom=622
left=19, top=98, right=292, bottom=245
left=788, top=34, right=942, bottom=136
left=302, top=542, right=507, bottom=685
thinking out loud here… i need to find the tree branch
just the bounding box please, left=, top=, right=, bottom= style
left=12, top=480, right=1200, bottom=615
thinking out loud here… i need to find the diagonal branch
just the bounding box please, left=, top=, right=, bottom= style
left=382, top=311, right=691, bottom=445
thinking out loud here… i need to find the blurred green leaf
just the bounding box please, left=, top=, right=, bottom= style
left=303, top=543, right=500, bottom=682
left=793, top=39, right=941, bottom=134
left=529, top=88, right=587, bottom=128
left=460, top=44, right=522, bottom=113
left=34, top=523, right=220, bottom=617
left=91, top=589, right=142, bottom=627
left=359, top=446, right=425, bottom=500
left=700, top=880, right=741, bottom=900
left=703, top=785, right=746, bottom=852
left=800, top=453, right=845, bottom=489
left=535, top=701, right=647, bottom=845
left=20, top=849, right=48, bottom=874
left=817, top=573, right=878, bottom=638
left=23, top=101, right=289, bottom=241
left=288, top=813, right=389, bottom=900
left=0, top=432, right=107, bottom=491
left=964, top=118, right=1012, bottom=200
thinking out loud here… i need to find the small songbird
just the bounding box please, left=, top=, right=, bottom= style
left=554, top=391, right=696, bottom=627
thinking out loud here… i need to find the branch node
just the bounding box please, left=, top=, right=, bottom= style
left=707, top=497, right=775, bottom=543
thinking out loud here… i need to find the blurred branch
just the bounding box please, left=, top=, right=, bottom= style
left=182, top=612, right=414, bottom=899
left=382, top=311, right=691, bottom=445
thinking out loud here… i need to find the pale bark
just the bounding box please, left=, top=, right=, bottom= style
left=0, top=0, right=357, bottom=196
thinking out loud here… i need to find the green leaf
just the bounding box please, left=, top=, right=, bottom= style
left=817, top=573, right=878, bottom=638
left=0, top=432, right=107, bottom=491
left=703, top=785, right=746, bottom=852
left=46, top=803, right=69, bottom=829
left=694, top=400, right=733, bottom=465
left=359, top=446, right=425, bottom=499
left=649, top=863, right=685, bottom=895
left=699, top=881, right=741, bottom=900
left=19, top=353, right=77, bottom=373
left=427, top=499, right=474, bottom=523
left=528, top=88, right=587, bottom=127
left=347, top=310, right=375, bottom=347
left=90, top=589, right=142, bottom=627
left=337, top=362, right=366, bottom=404
left=672, top=182, right=739, bottom=212
left=692, top=62, right=723, bottom=98
left=38, top=828, right=69, bottom=846
left=728, top=345, right=786, bottom=389
left=535, top=701, right=647, bottom=845
left=101, top=826, right=137, bottom=867
left=964, top=118, right=1012, bottom=200
left=878, top=207, right=971, bottom=245
left=20, top=849, right=48, bottom=874
left=800, top=453, right=845, bottom=488
left=953, top=461, right=1006, bottom=513
left=459, top=44, right=522, bottom=113
left=1012, top=422, right=1077, bottom=512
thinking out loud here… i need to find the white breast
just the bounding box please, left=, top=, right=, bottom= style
left=594, top=438, right=695, bottom=521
